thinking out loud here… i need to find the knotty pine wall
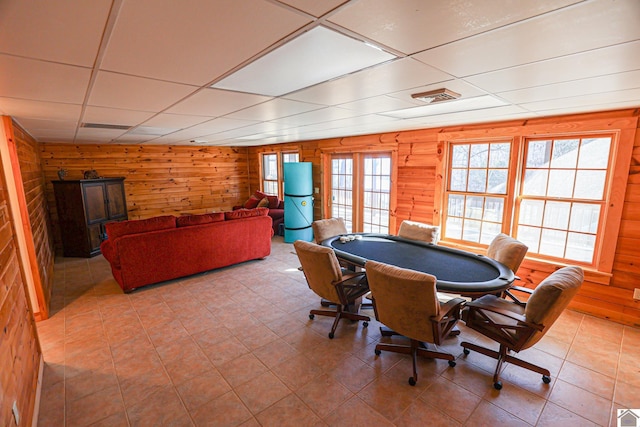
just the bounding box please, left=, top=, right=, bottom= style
left=40, top=143, right=249, bottom=253
left=12, top=123, right=55, bottom=316
left=248, top=109, right=640, bottom=327
left=0, top=148, right=41, bottom=427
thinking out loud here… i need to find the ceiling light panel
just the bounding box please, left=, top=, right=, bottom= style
left=212, top=26, right=396, bottom=96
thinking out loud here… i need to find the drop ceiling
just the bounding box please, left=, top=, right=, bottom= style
left=0, top=0, right=638, bottom=146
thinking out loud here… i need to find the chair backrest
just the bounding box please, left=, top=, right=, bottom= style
left=312, top=217, right=347, bottom=244
left=397, top=220, right=439, bottom=244
left=523, top=266, right=584, bottom=349
left=366, top=260, right=440, bottom=344
left=293, top=240, right=343, bottom=303
left=487, top=233, right=528, bottom=274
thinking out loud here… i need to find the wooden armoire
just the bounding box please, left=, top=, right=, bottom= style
left=53, top=177, right=128, bottom=257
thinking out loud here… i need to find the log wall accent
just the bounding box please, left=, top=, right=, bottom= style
left=12, top=123, right=55, bottom=318
left=40, top=143, right=249, bottom=253
left=249, top=109, right=640, bottom=327
left=0, top=146, right=41, bottom=427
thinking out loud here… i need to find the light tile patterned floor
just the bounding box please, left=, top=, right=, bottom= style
left=36, top=236, right=640, bottom=426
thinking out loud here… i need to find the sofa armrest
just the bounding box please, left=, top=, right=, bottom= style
left=100, top=240, right=118, bottom=266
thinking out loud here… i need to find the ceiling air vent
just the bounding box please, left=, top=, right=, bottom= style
left=81, top=123, right=132, bottom=130
left=411, top=88, right=461, bottom=104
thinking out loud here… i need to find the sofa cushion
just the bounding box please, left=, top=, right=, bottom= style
left=176, top=212, right=225, bottom=227
left=106, top=215, right=176, bottom=240
left=257, top=197, right=270, bottom=208
left=266, top=195, right=280, bottom=209
left=225, top=207, right=269, bottom=220
left=243, top=195, right=260, bottom=209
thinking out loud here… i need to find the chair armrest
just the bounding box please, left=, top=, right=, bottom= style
left=432, top=297, right=465, bottom=322
left=465, top=296, right=530, bottom=325
left=503, top=285, right=533, bottom=306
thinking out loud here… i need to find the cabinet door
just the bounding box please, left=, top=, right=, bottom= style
left=106, top=180, right=127, bottom=219
left=87, top=224, right=103, bottom=255
left=83, top=182, right=107, bottom=224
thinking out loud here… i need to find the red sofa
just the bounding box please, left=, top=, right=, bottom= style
left=100, top=208, right=273, bottom=292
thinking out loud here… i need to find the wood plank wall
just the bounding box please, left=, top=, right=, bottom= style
left=248, top=109, right=640, bottom=327
left=0, top=150, right=41, bottom=426
left=12, top=123, right=55, bottom=315
left=39, top=143, right=249, bottom=253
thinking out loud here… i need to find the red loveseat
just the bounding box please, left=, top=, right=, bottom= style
left=234, top=191, right=284, bottom=235
left=100, top=208, right=273, bottom=292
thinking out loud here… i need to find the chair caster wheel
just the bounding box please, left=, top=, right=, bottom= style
left=408, top=377, right=416, bottom=386
left=463, top=348, right=470, bottom=355
left=309, top=314, right=314, bottom=320
left=493, top=381, right=502, bottom=390
left=363, top=321, right=368, bottom=328
left=542, top=375, right=551, bottom=384
left=374, top=349, right=381, bottom=356
left=448, top=360, right=456, bottom=367
left=328, top=332, right=334, bottom=339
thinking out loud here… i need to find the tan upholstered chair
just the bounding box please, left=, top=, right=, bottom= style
left=293, top=240, right=370, bottom=339
left=461, top=266, right=584, bottom=390
left=366, top=260, right=465, bottom=386
left=312, top=217, right=347, bottom=244
left=397, top=220, right=440, bottom=244
left=486, top=233, right=528, bottom=275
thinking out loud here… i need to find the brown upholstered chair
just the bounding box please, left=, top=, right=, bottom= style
left=366, top=260, right=465, bottom=386
left=461, top=266, right=584, bottom=390
left=486, top=233, right=528, bottom=275
left=312, top=217, right=348, bottom=244
left=293, top=240, right=370, bottom=339
left=397, top=220, right=440, bottom=244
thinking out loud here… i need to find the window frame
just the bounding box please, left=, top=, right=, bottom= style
left=261, top=152, right=279, bottom=196
left=433, top=119, right=636, bottom=281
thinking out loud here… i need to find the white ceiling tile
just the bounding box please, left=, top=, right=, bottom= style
left=276, top=0, right=348, bottom=18
left=285, top=58, right=452, bottom=105
left=226, top=98, right=324, bottom=121
left=465, top=41, right=640, bottom=93
left=0, top=55, right=90, bottom=104
left=13, top=118, right=77, bottom=141
left=82, top=106, right=156, bottom=127
left=140, top=113, right=212, bottom=130
left=88, top=71, right=197, bottom=112
left=328, top=0, right=581, bottom=55
left=0, top=98, right=82, bottom=122
left=100, top=0, right=311, bottom=85
left=337, top=95, right=419, bottom=114
left=498, top=70, right=640, bottom=104
left=0, top=0, right=112, bottom=66
left=414, top=0, right=640, bottom=78
left=519, top=88, right=640, bottom=112
left=269, top=107, right=361, bottom=127
left=165, top=88, right=271, bottom=117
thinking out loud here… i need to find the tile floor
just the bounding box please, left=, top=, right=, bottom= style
left=36, top=236, right=640, bottom=426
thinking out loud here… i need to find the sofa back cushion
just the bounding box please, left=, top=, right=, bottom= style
left=225, top=207, right=269, bottom=220
left=106, top=215, right=176, bottom=240
left=176, top=212, right=225, bottom=227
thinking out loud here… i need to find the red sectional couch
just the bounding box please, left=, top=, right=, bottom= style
left=100, top=208, right=273, bottom=292
left=234, top=191, right=284, bottom=235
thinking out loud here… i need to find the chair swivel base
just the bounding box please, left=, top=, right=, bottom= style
left=374, top=339, right=456, bottom=386
left=309, top=308, right=370, bottom=339
left=461, top=341, right=551, bottom=390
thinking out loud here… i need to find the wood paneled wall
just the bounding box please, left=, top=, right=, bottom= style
left=249, top=109, right=640, bottom=327
left=12, top=123, right=55, bottom=316
left=0, top=148, right=41, bottom=427
left=40, top=143, right=250, bottom=253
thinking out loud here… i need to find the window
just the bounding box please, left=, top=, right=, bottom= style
left=442, top=134, right=616, bottom=267
left=261, top=151, right=299, bottom=197
left=262, top=153, right=278, bottom=195
left=517, top=137, right=611, bottom=263
left=329, top=153, right=392, bottom=233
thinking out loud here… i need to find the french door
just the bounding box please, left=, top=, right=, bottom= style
left=329, top=152, right=392, bottom=233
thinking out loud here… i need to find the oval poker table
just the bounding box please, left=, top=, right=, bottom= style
left=322, top=233, right=515, bottom=297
